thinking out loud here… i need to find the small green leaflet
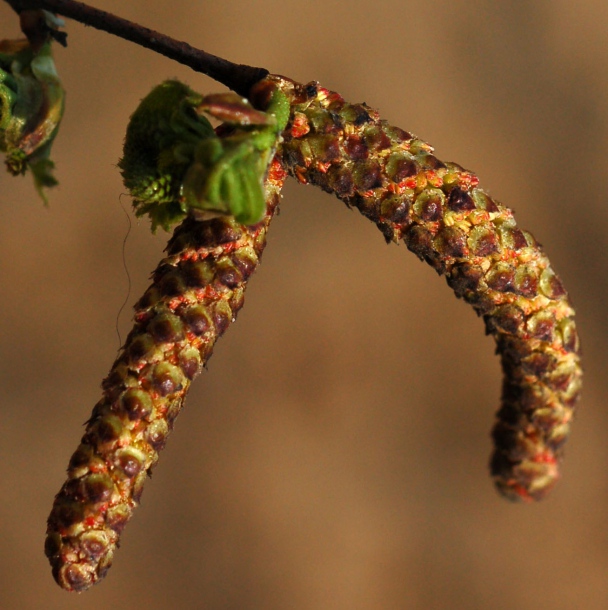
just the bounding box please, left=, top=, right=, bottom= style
left=0, top=38, right=65, bottom=202
left=120, top=80, right=289, bottom=231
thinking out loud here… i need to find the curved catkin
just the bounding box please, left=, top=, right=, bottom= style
left=255, top=75, right=582, bottom=502
left=44, top=157, right=287, bottom=592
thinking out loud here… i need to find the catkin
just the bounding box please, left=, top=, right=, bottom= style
left=44, top=157, right=286, bottom=592
left=254, top=75, right=582, bottom=502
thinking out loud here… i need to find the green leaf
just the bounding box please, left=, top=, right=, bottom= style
left=0, top=38, right=65, bottom=202
left=121, top=80, right=290, bottom=231
left=119, top=80, right=215, bottom=232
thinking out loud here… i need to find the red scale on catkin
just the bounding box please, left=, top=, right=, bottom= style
left=257, top=75, right=582, bottom=502
left=44, top=157, right=287, bottom=592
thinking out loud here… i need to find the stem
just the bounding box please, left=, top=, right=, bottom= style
left=3, top=0, right=268, bottom=95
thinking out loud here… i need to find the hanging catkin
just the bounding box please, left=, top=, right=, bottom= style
left=251, top=75, right=582, bottom=502
left=45, top=157, right=287, bottom=592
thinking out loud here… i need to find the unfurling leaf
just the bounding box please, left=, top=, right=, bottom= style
left=0, top=37, right=65, bottom=202
left=120, top=80, right=289, bottom=231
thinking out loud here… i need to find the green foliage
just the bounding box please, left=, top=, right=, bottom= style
left=0, top=38, right=65, bottom=202
left=119, top=80, right=213, bottom=232
left=120, top=80, right=289, bottom=231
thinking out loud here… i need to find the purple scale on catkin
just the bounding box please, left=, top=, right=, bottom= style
left=45, top=157, right=287, bottom=592
left=260, top=75, right=582, bottom=502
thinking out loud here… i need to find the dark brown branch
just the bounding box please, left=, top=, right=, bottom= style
left=4, top=0, right=268, bottom=96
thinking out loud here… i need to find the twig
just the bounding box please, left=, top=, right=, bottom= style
left=3, top=0, right=267, bottom=95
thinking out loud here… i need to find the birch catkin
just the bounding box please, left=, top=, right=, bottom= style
left=44, top=157, right=286, bottom=592
left=254, top=75, right=582, bottom=502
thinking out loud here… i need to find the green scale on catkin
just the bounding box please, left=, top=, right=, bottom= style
left=45, top=156, right=287, bottom=593
left=257, top=75, right=582, bottom=502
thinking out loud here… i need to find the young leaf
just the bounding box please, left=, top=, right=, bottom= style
left=120, top=80, right=289, bottom=230
left=0, top=37, right=65, bottom=202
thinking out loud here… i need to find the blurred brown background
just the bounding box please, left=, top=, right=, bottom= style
left=1, top=1, right=607, bottom=608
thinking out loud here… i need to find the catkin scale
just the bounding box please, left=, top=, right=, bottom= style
left=45, top=157, right=286, bottom=592
left=254, top=75, right=582, bottom=501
